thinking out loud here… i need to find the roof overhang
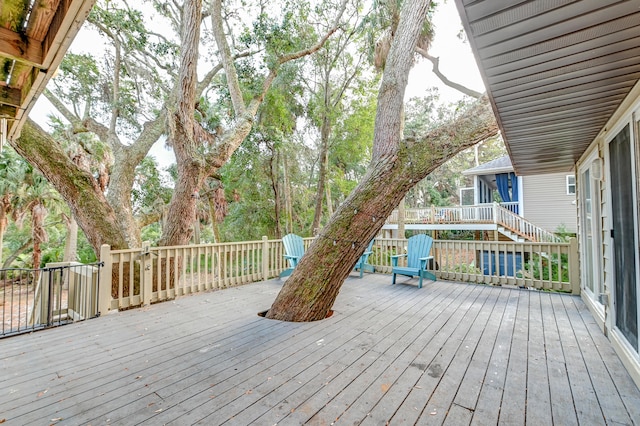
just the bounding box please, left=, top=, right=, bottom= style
left=454, top=0, right=640, bottom=175
left=462, top=166, right=513, bottom=176
left=0, top=0, right=96, bottom=142
left=462, top=155, right=514, bottom=175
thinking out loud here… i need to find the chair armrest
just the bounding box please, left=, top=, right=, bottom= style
left=284, top=254, right=302, bottom=268
left=419, top=256, right=434, bottom=269
left=362, top=250, right=373, bottom=256
left=391, top=253, right=406, bottom=267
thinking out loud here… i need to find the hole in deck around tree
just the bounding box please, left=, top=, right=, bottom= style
left=257, top=309, right=334, bottom=321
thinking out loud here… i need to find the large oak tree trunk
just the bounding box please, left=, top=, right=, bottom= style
left=159, top=0, right=203, bottom=247
left=266, top=0, right=498, bottom=321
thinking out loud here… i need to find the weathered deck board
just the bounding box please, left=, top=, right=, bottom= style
left=64, top=281, right=408, bottom=425
left=552, top=293, right=605, bottom=424
left=256, top=282, right=463, bottom=426
left=1, top=274, right=639, bottom=426
left=525, top=292, right=553, bottom=425
left=568, top=296, right=640, bottom=424
left=541, top=292, right=579, bottom=426
left=498, top=290, right=528, bottom=425
left=244, top=283, right=455, bottom=425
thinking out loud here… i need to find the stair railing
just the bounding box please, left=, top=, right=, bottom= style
left=493, top=203, right=563, bottom=242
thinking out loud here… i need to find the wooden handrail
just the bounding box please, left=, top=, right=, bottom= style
left=99, top=234, right=578, bottom=313
left=493, top=203, right=562, bottom=242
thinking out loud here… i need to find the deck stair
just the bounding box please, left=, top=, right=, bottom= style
left=385, top=203, right=563, bottom=243
left=497, top=227, right=525, bottom=242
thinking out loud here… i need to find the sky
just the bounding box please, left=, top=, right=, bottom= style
left=30, top=0, right=485, bottom=168
left=406, top=1, right=485, bottom=101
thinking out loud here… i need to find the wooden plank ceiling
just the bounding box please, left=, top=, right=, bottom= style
left=0, top=0, right=96, bottom=141
left=454, top=0, right=640, bottom=175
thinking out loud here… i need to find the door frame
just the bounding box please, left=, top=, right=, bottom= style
left=605, top=116, right=640, bottom=353
left=579, top=149, right=603, bottom=314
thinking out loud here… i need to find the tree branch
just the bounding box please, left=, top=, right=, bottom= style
left=43, top=89, right=84, bottom=130
left=110, top=38, right=122, bottom=133
left=195, top=49, right=256, bottom=97
left=82, top=117, right=111, bottom=143
left=137, top=211, right=162, bottom=229
left=202, top=0, right=349, bottom=175
left=416, top=47, right=483, bottom=99
left=246, top=0, right=349, bottom=116
left=13, top=120, right=129, bottom=252
left=210, top=0, right=246, bottom=117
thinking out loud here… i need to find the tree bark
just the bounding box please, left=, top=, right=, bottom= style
left=63, top=215, right=78, bottom=262
left=398, top=197, right=405, bottom=238
left=283, top=155, right=293, bottom=234
left=269, top=147, right=283, bottom=238
left=312, top=113, right=331, bottom=234
left=3, top=238, right=31, bottom=269
left=159, top=0, right=203, bottom=247
left=0, top=206, right=7, bottom=265
left=105, top=116, right=165, bottom=248
left=31, top=203, right=47, bottom=269
left=12, top=121, right=129, bottom=252
left=325, top=183, right=334, bottom=217
left=266, top=0, right=498, bottom=321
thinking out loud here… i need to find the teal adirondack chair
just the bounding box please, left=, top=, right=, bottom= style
left=391, top=234, right=436, bottom=288
left=280, top=233, right=305, bottom=278
left=353, top=240, right=375, bottom=278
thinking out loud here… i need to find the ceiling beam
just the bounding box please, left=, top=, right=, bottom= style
left=9, top=0, right=97, bottom=140
left=0, top=104, right=18, bottom=119
left=42, top=0, right=89, bottom=69
left=0, top=27, right=44, bottom=68
left=0, top=86, right=24, bottom=107
left=27, top=0, right=63, bottom=41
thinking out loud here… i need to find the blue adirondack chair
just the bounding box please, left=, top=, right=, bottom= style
left=391, top=234, right=436, bottom=288
left=353, top=240, right=375, bottom=278
left=280, top=233, right=305, bottom=278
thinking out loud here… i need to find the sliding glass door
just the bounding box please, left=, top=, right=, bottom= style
left=609, top=124, right=638, bottom=349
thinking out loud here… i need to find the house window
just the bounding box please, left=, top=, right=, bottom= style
left=566, top=175, right=576, bottom=195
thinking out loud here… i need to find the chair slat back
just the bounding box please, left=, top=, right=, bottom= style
left=360, top=239, right=374, bottom=263
left=406, top=234, right=433, bottom=268
left=282, top=233, right=304, bottom=263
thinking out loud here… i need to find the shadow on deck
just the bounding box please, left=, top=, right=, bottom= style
left=1, top=274, right=639, bottom=425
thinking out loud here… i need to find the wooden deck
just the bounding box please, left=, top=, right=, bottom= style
left=1, top=275, right=639, bottom=425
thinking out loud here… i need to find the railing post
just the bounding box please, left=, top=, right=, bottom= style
left=493, top=202, right=498, bottom=224
left=569, top=237, right=580, bottom=295
left=262, top=236, right=269, bottom=281
left=98, top=244, right=112, bottom=315
left=142, top=241, right=152, bottom=306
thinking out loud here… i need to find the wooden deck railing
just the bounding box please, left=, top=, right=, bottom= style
left=97, top=236, right=579, bottom=314
left=386, top=203, right=562, bottom=243
left=370, top=238, right=578, bottom=293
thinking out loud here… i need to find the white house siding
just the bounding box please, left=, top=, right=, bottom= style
left=576, top=81, right=640, bottom=389
left=521, top=173, right=578, bottom=234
